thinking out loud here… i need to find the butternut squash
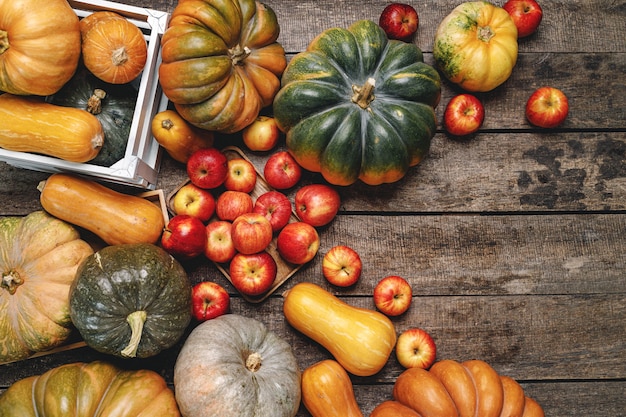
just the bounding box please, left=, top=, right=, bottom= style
left=370, top=400, right=423, bottom=417
left=393, top=367, right=459, bottom=417
left=301, top=359, right=364, bottom=417
left=282, top=282, right=396, bottom=377
left=38, top=173, right=165, bottom=245
left=0, top=94, right=104, bottom=162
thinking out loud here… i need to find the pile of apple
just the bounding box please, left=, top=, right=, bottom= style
left=160, top=138, right=342, bottom=317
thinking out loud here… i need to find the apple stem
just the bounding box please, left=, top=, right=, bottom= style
left=352, top=77, right=376, bottom=109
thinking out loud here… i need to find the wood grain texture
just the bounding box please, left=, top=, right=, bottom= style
left=0, top=1, right=624, bottom=416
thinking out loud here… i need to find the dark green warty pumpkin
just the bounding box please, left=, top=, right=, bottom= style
left=46, top=66, right=138, bottom=167
left=69, top=243, right=192, bottom=359
left=273, top=19, right=441, bottom=186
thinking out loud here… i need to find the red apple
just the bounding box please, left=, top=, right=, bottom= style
left=186, top=147, right=228, bottom=189
left=191, top=281, right=230, bottom=321
left=231, top=212, right=273, bottom=255
left=263, top=151, right=302, bottom=190
left=373, top=275, right=412, bottom=316
left=242, top=115, right=281, bottom=151
left=215, top=190, right=254, bottom=221
left=503, top=0, right=543, bottom=38
left=379, top=3, right=419, bottom=42
left=229, top=251, right=277, bottom=296
left=525, top=86, right=569, bottom=128
left=322, top=245, right=363, bottom=287
left=276, top=221, right=320, bottom=264
left=171, top=182, right=215, bottom=222
left=253, top=190, right=292, bottom=232
left=224, top=157, right=257, bottom=193
left=204, top=220, right=236, bottom=263
left=294, top=184, right=341, bottom=227
left=395, top=328, right=437, bottom=369
left=161, top=214, right=207, bottom=260
left=443, top=93, right=485, bottom=136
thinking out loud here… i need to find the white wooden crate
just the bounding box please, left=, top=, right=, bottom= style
left=0, top=0, right=170, bottom=189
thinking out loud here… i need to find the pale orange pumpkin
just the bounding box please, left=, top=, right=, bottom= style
left=80, top=11, right=148, bottom=84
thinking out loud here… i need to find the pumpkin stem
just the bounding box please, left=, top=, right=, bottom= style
left=229, top=45, right=252, bottom=66
left=245, top=351, right=263, bottom=372
left=352, top=77, right=376, bottom=110
left=0, top=30, right=9, bottom=55
left=477, top=25, right=495, bottom=43
left=120, top=310, right=148, bottom=358
left=1, top=270, right=23, bottom=295
left=86, top=89, right=107, bottom=115
left=111, top=46, right=129, bottom=66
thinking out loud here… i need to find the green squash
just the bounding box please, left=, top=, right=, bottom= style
left=46, top=66, right=138, bottom=167
left=0, top=361, right=181, bottom=416
left=69, top=243, right=192, bottom=359
left=273, top=19, right=440, bottom=186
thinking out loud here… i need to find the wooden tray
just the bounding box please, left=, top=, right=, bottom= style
left=167, top=146, right=303, bottom=303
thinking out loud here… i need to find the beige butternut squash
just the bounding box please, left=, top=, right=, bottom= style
left=0, top=94, right=104, bottom=162
left=282, top=282, right=396, bottom=377
left=38, top=173, right=164, bottom=245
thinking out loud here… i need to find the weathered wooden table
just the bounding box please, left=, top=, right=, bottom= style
left=1, top=0, right=624, bottom=416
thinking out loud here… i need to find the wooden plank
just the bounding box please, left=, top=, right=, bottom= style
left=121, top=0, right=626, bottom=53
left=330, top=132, right=626, bottom=213
left=1, top=379, right=623, bottom=417
left=4, top=129, right=625, bottom=214
left=259, top=0, right=626, bottom=54
left=1, top=294, right=622, bottom=384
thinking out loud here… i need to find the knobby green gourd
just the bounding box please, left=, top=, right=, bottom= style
left=273, top=19, right=441, bottom=186
left=69, top=243, right=192, bottom=359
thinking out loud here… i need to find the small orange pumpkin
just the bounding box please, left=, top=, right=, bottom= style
left=80, top=11, right=148, bottom=84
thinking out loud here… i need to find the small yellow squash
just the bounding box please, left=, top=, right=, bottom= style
left=282, top=282, right=396, bottom=376
left=38, top=173, right=165, bottom=246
